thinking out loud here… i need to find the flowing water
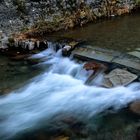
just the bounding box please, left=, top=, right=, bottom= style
left=0, top=43, right=140, bottom=140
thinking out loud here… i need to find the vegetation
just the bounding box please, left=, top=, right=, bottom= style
left=136, top=0, right=140, bottom=4
left=12, top=0, right=27, bottom=15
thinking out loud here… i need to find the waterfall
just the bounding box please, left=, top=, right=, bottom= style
left=0, top=43, right=140, bottom=140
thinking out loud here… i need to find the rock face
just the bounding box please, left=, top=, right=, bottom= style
left=0, top=0, right=138, bottom=38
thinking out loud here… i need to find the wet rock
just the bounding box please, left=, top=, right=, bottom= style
left=0, top=87, right=12, bottom=95
left=38, top=41, right=48, bottom=49
left=53, top=136, right=69, bottom=140
left=0, top=36, right=8, bottom=49
left=62, top=41, right=79, bottom=56
left=112, top=54, right=140, bottom=71
left=73, top=45, right=140, bottom=82
left=62, top=45, right=72, bottom=56
left=0, top=37, right=48, bottom=55
left=10, top=54, right=29, bottom=61
left=14, top=39, right=36, bottom=50
left=84, top=61, right=107, bottom=71
left=128, top=51, right=140, bottom=59
left=103, top=68, right=138, bottom=87
left=84, top=61, right=108, bottom=85
left=130, top=100, right=140, bottom=115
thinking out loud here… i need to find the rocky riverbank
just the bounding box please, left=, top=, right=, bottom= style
left=0, top=0, right=140, bottom=50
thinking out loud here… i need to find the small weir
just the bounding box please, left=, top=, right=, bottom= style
left=0, top=42, right=140, bottom=140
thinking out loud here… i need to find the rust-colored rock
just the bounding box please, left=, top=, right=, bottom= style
left=84, top=61, right=107, bottom=72
left=84, top=61, right=108, bottom=85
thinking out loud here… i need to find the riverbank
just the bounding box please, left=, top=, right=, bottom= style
left=0, top=0, right=140, bottom=46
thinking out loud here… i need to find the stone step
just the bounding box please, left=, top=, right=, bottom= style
left=128, top=51, right=140, bottom=59
left=72, top=46, right=140, bottom=74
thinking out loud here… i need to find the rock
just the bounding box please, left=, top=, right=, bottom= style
left=0, top=87, right=13, bottom=95
left=0, top=36, right=8, bottom=49
left=10, top=54, right=29, bottom=61
left=62, top=45, right=72, bottom=56
left=117, top=6, right=130, bottom=16
left=128, top=51, right=140, bottom=59
left=130, top=100, right=140, bottom=115
left=54, top=136, right=69, bottom=140
left=103, top=68, right=138, bottom=88
left=84, top=61, right=108, bottom=85
left=62, top=41, right=79, bottom=56
left=72, top=46, right=121, bottom=63
left=0, top=30, right=3, bottom=41
left=112, top=54, right=140, bottom=71
left=84, top=61, right=107, bottom=71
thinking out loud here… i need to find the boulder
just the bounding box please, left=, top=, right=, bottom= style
left=130, top=100, right=140, bottom=115
left=54, top=136, right=69, bottom=140
left=62, top=41, right=79, bottom=56
left=103, top=68, right=138, bottom=88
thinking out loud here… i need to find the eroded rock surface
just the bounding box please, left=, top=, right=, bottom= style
left=0, top=0, right=138, bottom=39
left=103, top=68, right=138, bottom=87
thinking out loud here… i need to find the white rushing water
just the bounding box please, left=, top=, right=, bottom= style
left=0, top=42, right=140, bottom=140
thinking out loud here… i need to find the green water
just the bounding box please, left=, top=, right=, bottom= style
left=54, top=12, right=140, bottom=52
left=0, top=56, right=42, bottom=95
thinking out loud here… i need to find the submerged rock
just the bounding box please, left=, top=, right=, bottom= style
left=130, top=100, right=140, bottom=115
left=10, top=54, right=29, bottom=61
left=54, top=136, right=69, bottom=140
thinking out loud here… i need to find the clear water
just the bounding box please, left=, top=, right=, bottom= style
left=54, top=12, right=140, bottom=52
left=0, top=55, right=42, bottom=95
left=0, top=43, right=140, bottom=140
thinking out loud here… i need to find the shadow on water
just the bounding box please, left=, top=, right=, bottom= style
left=0, top=55, right=43, bottom=95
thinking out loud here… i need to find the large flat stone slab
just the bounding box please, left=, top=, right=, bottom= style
left=112, top=54, right=140, bottom=71
left=128, top=51, right=140, bottom=59
left=72, top=46, right=140, bottom=74
left=103, top=68, right=138, bottom=88
left=72, top=46, right=121, bottom=63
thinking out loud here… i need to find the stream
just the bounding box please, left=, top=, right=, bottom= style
left=0, top=14, right=140, bottom=140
